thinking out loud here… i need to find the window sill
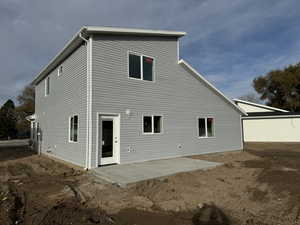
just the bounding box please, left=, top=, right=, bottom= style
left=142, top=132, right=163, bottom=135
left=198, top=136, right=216, bottom=139
left=68, top=140, right=78, bottom=143
left=128, top=77, right=155, bottom=82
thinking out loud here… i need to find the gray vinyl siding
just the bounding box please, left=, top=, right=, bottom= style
left=35, top=44, right=87, bottom=167
left=90, top=35, right=242, bottom=167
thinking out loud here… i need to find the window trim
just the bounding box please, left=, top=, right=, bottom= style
left=142, top=115, right=163, bottom=135
left=45, top=76, right=50, bottom=97
left=128, top=51, right=155, bottom=82
left=198, top=116, right=215, bottom=139
left=69, top=114, right=79, bottom=143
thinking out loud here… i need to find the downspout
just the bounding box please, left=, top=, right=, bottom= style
left=79, top=32, right=92, bottom=170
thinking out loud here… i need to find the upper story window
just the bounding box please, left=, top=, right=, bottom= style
left=45, top=76, right=50, bottom=96
left=58, top=65, right=63, bottom=76
left=198, top=117, right=215, bottom=138
left=129, top=53, right=154, bottom=81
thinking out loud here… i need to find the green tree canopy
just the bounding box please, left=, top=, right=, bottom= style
left=253, top=62, right=300, bottom=111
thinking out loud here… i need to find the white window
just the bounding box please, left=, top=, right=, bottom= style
left=58, top=65, right=63, bottom=76
left=198, top=117, right=215, bottom=138
left=69, top=115, right=78, bottom=142
left=45, top=76, right=50, bottom=96
left=129, top=52, right=154, bottom=81
left=143, top=115, right=162, bottom=134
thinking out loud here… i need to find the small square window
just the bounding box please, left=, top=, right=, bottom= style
left=143, top=115, right=162, bottom=134
left=58, top=66, right=63, bottom=76
left=128, top=52, right=154, bottom=81
left=198, top=117, right=215, bottom=138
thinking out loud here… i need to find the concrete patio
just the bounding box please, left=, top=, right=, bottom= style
left=92, top=157, right=222, bottom=186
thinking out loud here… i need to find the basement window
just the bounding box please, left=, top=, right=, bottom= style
left=143, top=115, right=162, bottom=134
left=69, top=115, right=78, bottom=142
left=129, top=52, right=154, bottom=81
left=198, top=117, right=215, bottom=138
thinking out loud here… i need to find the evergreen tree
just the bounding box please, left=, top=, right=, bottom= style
left=0, top=99, right=17, bottom=139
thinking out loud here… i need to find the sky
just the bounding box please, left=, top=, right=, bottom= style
left=1, top=0, right=300, bottom=105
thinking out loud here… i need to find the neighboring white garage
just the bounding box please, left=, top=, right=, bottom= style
left=234, top=99, right=300, bottom=142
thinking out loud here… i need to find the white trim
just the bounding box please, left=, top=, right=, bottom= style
left=86, top=36, right=93, bottom=169
left=240, top=115, right=244, bottom=150
left=233, top=99, right=289, bottom=112
left=243, top=115, right=300, bottom=119
left=84, top=40, right=89, bottom=169
left=68, top=114, right=79, bottom=143
left=128, top=51, right=155, bottom=82
left=88, top=36, right=93, bottom=169
left=142, top=115, right=163, bottom=135
left=84, top=36, right=93, bottom=169
left=85, top=26, right=186, bottom=37
left=177, top=39, right=180, bottom=62
left=197, top=116, right=216, bottom=139
left=178, top=59, right=247, bottom=116
left=96, top=112, right=121, bottom=166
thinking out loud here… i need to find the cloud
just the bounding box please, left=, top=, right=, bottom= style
left=0, top=0, right=299, bottom=106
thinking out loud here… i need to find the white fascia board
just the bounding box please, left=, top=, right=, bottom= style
left=84, top=26, right=186, bottom=37
left=178, top=59, right=247, bottom=116
left=233, top=99, right=289, bottom=112
left=243, top=115, right=300, bottom=119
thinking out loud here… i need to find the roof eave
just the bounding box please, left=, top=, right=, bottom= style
left=233, top=99, right=289, bottom=113
left=84, top=26, right=186, bottom=37
left=31, top=28, right=87, bottom=85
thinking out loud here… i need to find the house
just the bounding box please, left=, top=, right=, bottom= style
left=31, top=26, right=246, bottom=169
left=234, top=99, right=300, bottom=142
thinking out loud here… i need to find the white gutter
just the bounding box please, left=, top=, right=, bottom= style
left=78, top=32, right=92, bottom=170
left=243, top=115, right=300, bottom=119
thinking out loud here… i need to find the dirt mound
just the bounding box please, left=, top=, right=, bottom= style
left=0, top=183, right=26, bottom=225
left=192, top=203, right=230, bottom=225
left=38, top=201, right=115, bottom=225
left=114, top=208, right=193, bottom=225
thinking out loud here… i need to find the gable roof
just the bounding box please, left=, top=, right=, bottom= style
left=233, top=99, right=289, bottom=113
left=32, top=26, right=186, bottom=85
left=178, top=60, right=247, bottom=116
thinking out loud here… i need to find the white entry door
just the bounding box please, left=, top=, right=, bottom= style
left=99, top=115, right=120, bottom=165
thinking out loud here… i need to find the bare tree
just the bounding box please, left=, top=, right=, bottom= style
left=238, top=93, right=261, bottom=104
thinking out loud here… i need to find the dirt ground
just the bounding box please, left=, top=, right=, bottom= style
left=1, top=143, right=300, bottom=225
